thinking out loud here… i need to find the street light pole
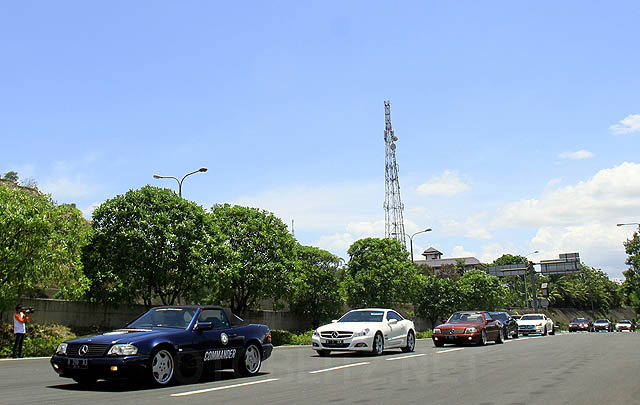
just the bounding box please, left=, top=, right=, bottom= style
left=523, top=250, right=539, bottom=308
left=153, top=167, right=208, bottom=198
left=409, top=228, right=432, bottom=264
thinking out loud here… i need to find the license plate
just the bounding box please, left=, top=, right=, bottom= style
left=446, top=336, right=456, bottom=341
left=325, top=339, right=343, bottom=345
left=68, top=358, right=88, bottom=369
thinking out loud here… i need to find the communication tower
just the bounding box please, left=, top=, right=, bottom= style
left=383, top=101, right=406, bottom=249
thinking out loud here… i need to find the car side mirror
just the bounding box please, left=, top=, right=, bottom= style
left=195, top=321, right=213, bottom=331
left=331, top=319, right=338, bottom=323
left=388, top=319, right=398, bottom=325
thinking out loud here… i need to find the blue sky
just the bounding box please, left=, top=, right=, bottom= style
left=2, top=2, right=640, bottom=278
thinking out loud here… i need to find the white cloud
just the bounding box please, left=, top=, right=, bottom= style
left=558, top=150, right=595, bottom=160
left=314, top=233, right=355, bottom=252
left=610, top=114, right=640, bottom=135
left=417, top=170, right=470, bottom=196
left=41, top=177, right=94, bottom=199
left=495, top=162, right=640, bottom=229
left=81, top=202, right=102, bottom=219
left=451, top=245, right=476, bottom=258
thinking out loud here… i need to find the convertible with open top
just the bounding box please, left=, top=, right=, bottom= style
left=50, top=305, right=272, bottom=386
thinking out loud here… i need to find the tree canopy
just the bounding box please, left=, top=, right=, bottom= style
left=83, top=186, right=213, bottom=307
left=343, top=238, right=420, bottom=308
left=203, top=204, right=298, bottom=316
left=0, top=186, right=90, bottom=310
left=288, top=245, right=345, bottom=329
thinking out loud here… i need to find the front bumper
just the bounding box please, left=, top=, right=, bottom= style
left=568, top=325, right=590, bottom=331
left=518, top=325, right=545, bottom=334
left=50, top=354, right=149, bottom=380
left=432, top=332, right=481, bottom=344
left=311, top=335, right=374, bottom=352
left=594, top=326, right=610, bottom=331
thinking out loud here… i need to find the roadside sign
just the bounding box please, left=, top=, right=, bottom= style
left=540, top=252, right=581, bottom=275
left=487, top=263, right=528, bottom=277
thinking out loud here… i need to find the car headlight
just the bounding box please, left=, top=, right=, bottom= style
left=433, top=328, right=441, bottom=334
left=353, top=328, right=370, bottom=337
left=107, top=344, right=138, bottom=356
left=464, top=327, right=477, bottom=334
left=313, top=330, right=320, bottom=337
left=56, top=343, right=67, bottom=355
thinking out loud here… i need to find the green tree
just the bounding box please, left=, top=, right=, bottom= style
left=343, top=238, right=420, bottom=308
left=83, top=186, right=213, bottom=307
left=0, top=186, right=90, bottom=310
left=413, top=274, right=461, bottom=327
left=489, top=254, right=530, bottom=307
left=203, top=204, right=297, bottom=317
left=2, top=171, right=19, bottom=183
left=457, top=270, right=507, bottom=311
left=288, top=245, right=345, bottom=329
left=623, top=232, right=640, bottom=314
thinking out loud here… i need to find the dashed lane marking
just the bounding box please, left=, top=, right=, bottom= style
left=308, top=362, right=370, bottom=374
left=170, top=378, right=280, bottom=397
left=436, top=348, right=464, bottom=354
left=385, top=354, right=426, bottom=361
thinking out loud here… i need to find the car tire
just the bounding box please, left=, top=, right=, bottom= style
left=478, top=329, right=487, bottom=346
left=371, top=332, right=384, bottom=355
left=402, top=331, right=416, bottom=353
left=543, top=326, right=548, bottom=336
left=434, top=340, right=445, bottom=347
left=234, top=343, right=262, bottom=377
left=316, top=350, right=331, bottom=357
left=495, top=328, right=504, bottom=344
left=72, top=376, right=97, bottom=386
left=149, top=348, right=175, bottom=386
left=550, top=326, right=555, bottom=335
left=513, top=330, right=519, bottom=338
left=503, top=327, right=509, bottom=340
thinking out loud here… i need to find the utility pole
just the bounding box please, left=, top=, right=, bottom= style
left=529, top=261, right=538, bottom=311
left=383, top=101, right=406, bottom=249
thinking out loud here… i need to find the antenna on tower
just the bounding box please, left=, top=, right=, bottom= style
left=291, top=219, right=295, bottom=238
left=383, top=100, right=406, bottom=249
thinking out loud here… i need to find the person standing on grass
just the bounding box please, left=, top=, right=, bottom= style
left=12, top=304, right=30, bottom=358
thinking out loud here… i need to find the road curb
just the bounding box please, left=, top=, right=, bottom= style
left=0, top=356, right=50, bottom=362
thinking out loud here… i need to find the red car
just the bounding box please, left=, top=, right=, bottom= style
left=432, top=311, right=503, bottom=347
left=568, top=317, right=592, bottom=332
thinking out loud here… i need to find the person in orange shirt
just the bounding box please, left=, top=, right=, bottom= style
left=12, top=304, right=31, bottom=358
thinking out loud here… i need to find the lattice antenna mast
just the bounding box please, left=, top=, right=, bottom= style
left=383, top=100, right=406, bottom=249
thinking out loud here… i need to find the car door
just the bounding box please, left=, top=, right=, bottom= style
left=193, top=308, right=244, bottom=368
left=483, top=312, right=499, bottom=339
left=386, top=311, right=406, bottom=347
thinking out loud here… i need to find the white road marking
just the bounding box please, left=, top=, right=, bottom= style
left=170, top=378, right=280, bottom=397
left=0, top=356, right=50, bottom=362
left=436, top=348, right=464, bottom=354
left=385, top=353, right=426, bottom=361
left=308, top=362, right=370, bottom=374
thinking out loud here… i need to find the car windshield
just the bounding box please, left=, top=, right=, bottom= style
left=618, top=321, right=631, bottom=324
left=490, top=313, right=508, bottom=321
left=448, top=312, right=484, bottom=322
left=595, top=319, right=608, bottom=323
left=520, top=315, right=544, bottom=320
left=127, top=307, right=197, bottom=329
left=338, top=310, right=385, bottom=322
left=571, top=318, right=588, bottom=323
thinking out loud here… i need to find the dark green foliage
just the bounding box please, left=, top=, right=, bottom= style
left=83, top=186, right=213, bottom=307
left=288, top=245, right=345, bottom=329
left=457, top=270, right=507, bottom=311
left=0, top=186, right=91, bottom=310
left=201, top=204, right=298, bottom=316
left=343, top=238, right=420, bottom=308
left=269, top=330, right=313, bottom=346
left=2, top=171, right=19, bottom=183
left=0, top=322, right=76, bottom=358
left=413, top=275, right=461, bottom=327
left=623, top=232, right=640, bottom=314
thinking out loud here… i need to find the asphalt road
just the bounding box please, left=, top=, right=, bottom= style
left=1, top=332, right=639, bottom=404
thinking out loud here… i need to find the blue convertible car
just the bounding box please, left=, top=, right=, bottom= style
left=50, top=306, right=273, bottom=386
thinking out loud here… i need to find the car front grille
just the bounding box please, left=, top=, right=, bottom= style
left=320, top=331, right=353, bottom=339
left=66, top=344, right=109, bottom=357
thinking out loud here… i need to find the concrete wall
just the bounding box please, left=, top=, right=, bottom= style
left=3, top=298, right=636, bottom=332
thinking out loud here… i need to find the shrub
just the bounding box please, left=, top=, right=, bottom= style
left=416, top=330, right=433, bottom=339
left=0, top=322, right=76, bottom=358
left=270, top=329, right=313, bottom=346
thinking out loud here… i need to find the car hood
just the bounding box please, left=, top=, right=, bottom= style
left=317, top=322, right=383, bottom=332
left=517, top=319, right=545, bottom=326
left=435, top=322, right=484, bottom=330
left=66, top=328, right=182, bottom=345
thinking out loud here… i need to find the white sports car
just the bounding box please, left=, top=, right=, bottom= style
left=311, top=308, right=416, bottom=356
left=517, top=313, right=555, bottom=336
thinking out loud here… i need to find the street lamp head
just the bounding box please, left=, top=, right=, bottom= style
left=425, top=228, right=432, bottom=232
left=153, top=174, right=161, bottom=179
left=199, top=167, right=208, bottom=172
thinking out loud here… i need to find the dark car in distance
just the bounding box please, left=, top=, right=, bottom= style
left=593, top=319, right=613, bottom=332
left=489, top=312, right=519, bottom=339
left=432, top=311, right=503, bottom=347
left=568, top=317, right=592, bottom=332
left=51, top=306, right=273, bottom=386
